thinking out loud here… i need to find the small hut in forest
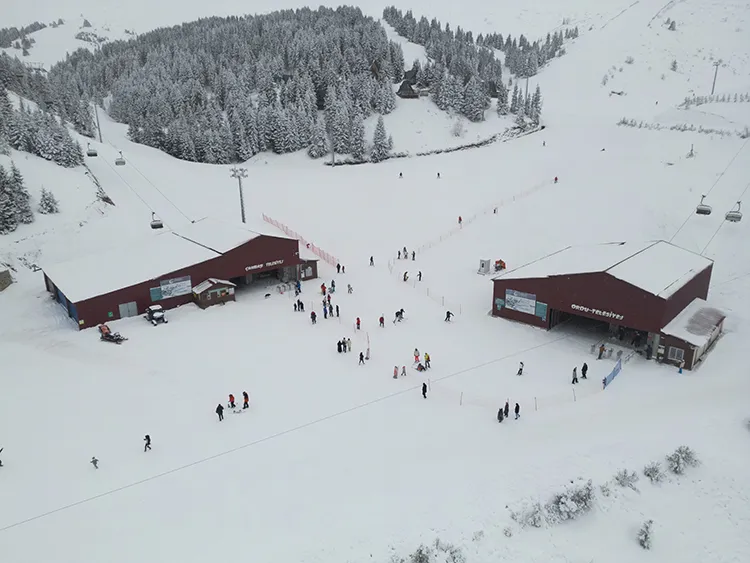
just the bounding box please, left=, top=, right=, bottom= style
left=396, top=80, right=419, bottom=99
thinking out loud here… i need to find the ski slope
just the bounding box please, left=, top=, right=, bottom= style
left=1, top=0, right=750, bottom=562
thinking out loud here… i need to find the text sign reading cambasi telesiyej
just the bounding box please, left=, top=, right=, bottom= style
left=245, top=259, right=284, bottom=272
left=571, top=303, right=624, bottom=321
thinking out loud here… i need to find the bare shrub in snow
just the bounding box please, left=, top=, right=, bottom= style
left=602, top=75, right=609, bottom=86
left=613, top=469, right=640, bottom=490
left=503, top=527, right=513, bottom=538
left=399, top=541, right=465, bottom=563
left=669, top=20, right=677, bottom=31
left=638, top=519, right=654, bottom=549
left=471, top=530, right=484, bottom=542
left=451, top=118, right=466, bottom=138
left=545, top=479, right=595, bottom=524
left=666, top=446, right=699, bottom=475
left=643, top=461, right=665, bottom=483
left=510, top=501, right=546, bottom=528
left=625, top=55, right=635, bottom=64
left=740, top=127, right=750, bottom=139
left=600, top=482, right=612, bottom=497
left=409, top=545, right=432, bottom=563
left=670, top=60, right=678, bottom=71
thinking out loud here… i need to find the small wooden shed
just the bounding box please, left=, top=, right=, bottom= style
left=192, top=278, right=236, bottom=309
left=396, top=80, right=419, bottom=99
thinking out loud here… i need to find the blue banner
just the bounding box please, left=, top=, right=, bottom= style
left=602, top=359, right=622, bottom=389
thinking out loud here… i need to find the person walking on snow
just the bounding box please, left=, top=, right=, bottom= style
left=347, top=338, right=352, bottom=352
left=144, top=434, right=151, bottom=452
left=424, top=352, right=431, bottom=369
left=228, top=394, right=236, bottom=409
left=571, top=367, right=578, bottom=384
left=554, top=176, right=558, bottom=184
left=581, top=363, right=588, bottom=379
left=347, top=284, right=353, bottom=294
left=497, top=407, right=504, bottom=423
left=403, top=272, right=409, bottom=282
left=356, top=317, right=361, bottom=330
left=342, top=265, right=346, bottom=274
left=445, top=311, right=453, bottom=322
left=504, top=401, right=509, bottom=419
left=331, top=280, right=336, bottom=291
left=327, top=294, right=331, bottom=304
left=517, top=362, right=524, bottom=376
left=216, top=404, right=224, bottom=421
left=336, top=263, right=341, bottom=273
left=401, top=366, right=407, bottom=377
left=414, top=348, right=420, bottom=364
left=418, top=271, right=422, bottom=281
left=91, top=456, right=99, bottom=469
left=411, top=251, right=415, bottom=260
left=437, top=172, right=441, bottom=179
left=422, top=382, right=428, bottom=399
left=403, top=246, right=408, bottom=258
left=379, top=315, right=385, bottom=327
left=336, top=305, right=340, bottom=317
left=311, top=311, right=317, bottom=324
left=370, top=256, right=374, bottom=266
left=514, top=403, right=520, bottom=420
left=359, top=352, right=365, bottom=365
left=337, top=340, right=343, bottom=353
left=243, top=391, right=249, bottom=409
left=598, top=344, right=606, bottom=360
left=321, top=283, right=326, bottom=295
left=458, top=216, right=463, bottom=227
left=398, top=250, right=401, bottom=259
left=323, top=306, right=328, bottom=319
left=393, top=366, right=399, bottom=379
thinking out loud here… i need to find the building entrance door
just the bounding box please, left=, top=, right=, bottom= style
left=118, top=301, right=138, bottom=318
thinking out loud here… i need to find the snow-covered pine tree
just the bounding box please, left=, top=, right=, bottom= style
left=496, top=82, right=509, bottom=115
left=350, top=112, right=366, bottom=160
left=462, top=76, right=486, bottom=122
left=0, top=166, right=19, bottom=234
left=307, top=115, right=328, bottom=159
left=38, top=187, right=60, bottom=214
left=331, top=99, right=351, bottom=154
left=530, top=85, right=543, bottom=124
left=8, top=162, right=33, bottom=224
left=514, top=107, right=528, bottom=130
left=371, top=115, right=390, bottom=162
left=510, top=84, right=520, bottom=114
left=0, top=87, right=13, bottom=140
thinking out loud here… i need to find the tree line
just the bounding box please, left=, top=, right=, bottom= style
left=0, top=158, right=60, bottom=235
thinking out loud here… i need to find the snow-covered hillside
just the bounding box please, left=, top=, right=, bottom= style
left=1, top=0, right=750, bottom=562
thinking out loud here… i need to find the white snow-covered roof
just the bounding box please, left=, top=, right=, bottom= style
left=43, top=232, right=221, bottom=303
left=494, top=241, right=713, bottom=298
left=174, top=217, right=266, bottom=253
left=192, top=278, right=236, bottom=294
left=299, top=244, right=320, bottom=262
left=661, top=298, right=725, bottom=347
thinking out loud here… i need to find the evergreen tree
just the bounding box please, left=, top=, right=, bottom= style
left=330, top=99, right=351, bottom=154
left=0, top=166, right=18, bottom=234
left=0, top=87, right=13, bottom=140
left=307, top=116, right=328, bottom=159
left=514, top=107, right=528, bottom=130
left=462, top=76, right=486, bottom=122
left=510, top=84, right=520, bottom=114
left=38, top=187, right=60, bottom=214
left=9, top=162, right=33, bottom=224
left=350, top=112, right=366, bottom=160
left=371, top=115, right=390, bottom=162
left=496, top=82, right=509, bottom=115
left=530, top=85, right=543, bottom=124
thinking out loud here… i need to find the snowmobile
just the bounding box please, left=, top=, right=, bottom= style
left=144, top=305, right=168, bottom=326
left=99, top=324, right=127, bottom=344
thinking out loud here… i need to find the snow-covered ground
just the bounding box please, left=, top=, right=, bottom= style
left=2, top=0, right=750, bottom=562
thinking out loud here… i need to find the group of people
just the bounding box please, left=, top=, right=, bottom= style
left=216, top=391, right=250, bottom=421
left=497, top=401, right=521, bottom=422
left=571, top=363, right=589, bottom=384
left=397, top=246, right=416, bottom=261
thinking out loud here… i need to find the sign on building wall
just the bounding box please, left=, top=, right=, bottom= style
left=535, top=301, right=548, bottom=321
left=150, top=275, right=193, bottom=301
left=571, top=303, right=624, bottom=321
left=245, top=259, right=285, bottom=272
left=505, top=289, right=537, bottom=315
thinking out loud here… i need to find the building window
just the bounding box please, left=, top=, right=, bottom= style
left=667, top=346, right=684, bottom=362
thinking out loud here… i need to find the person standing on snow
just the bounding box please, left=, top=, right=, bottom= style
left=497, top=408, right=504, bottom=423
left=379, top=315, right=385, bottom=327
left=347, top=338, right=352, bottom=352
left=514, top=403, right=520, bottom=420
left=403, top=272, right=409, bottom=282
left=422, top=382, right=428, bottom=399
left=341, top=337, right=348, bottom=353
left=323, top=306, right=328, bottom=319
left=398, top=250, right=402, bottom=260
left=144, top=435, right=151, bottom=452
left=359, top=352, right=365, bottom=365
left=418, top=271, right=422, bottom=281
left=336, top=305, right=340, bottom=317
left=403, top=246, right=408, bottom=258
left=228, top=394, right=236, bottom=409
left=0, top=447, right=3, bottom=467
left=370, top=256, right=374, bottom=266
left=424, top=352, right=431, bottom=369
left=243, top=391, right=249, bottom=409
left=216, top=404, right=224, bottom=421
left=356, top=317, right=361, bottom=330
left=347, top=284, right=353, bottom=294
left=321, top=283, right=326, bottom=295
left=413, top=348, right=420, bottom=364
left=458, top=216, right=462, bottom=227
left=598, top=344, right=605, bottom=359
left=517, top=362, right=524, bottom=376
left=336, top=263, right=341, bottom=274
left=445, top=311, right=453, bottom=322
left=331, top=280, right=336, bottom=292
left=571, top=367, right=578, bottom=384
left=337, top=340, right=343, bottom=353
left=91, top=456, right=99, bottom=469
left=327, top=294, right=331, bottom=305
left=401, top=366, right=407, bottom=377
left=581, top=363, right=588, bottom=379
left=393, top=366, right=399, bottom=379
left=411, top=251, right=415, bottom=261
left=504, top=401, right=509, bottom=419
left=310, top=311, right=317, bottom=324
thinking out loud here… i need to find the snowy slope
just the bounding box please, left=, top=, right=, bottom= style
left=1, top=0, right=750, bottom=562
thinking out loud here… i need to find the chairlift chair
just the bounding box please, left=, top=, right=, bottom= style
left=150, top=212, right=164, bottom=230
left=115, top=151, right=126, bottom=166
left=86, top=143, right=98, bottom=157
left=696, top=195, right=712, bottom=216
left=725, top=201, right=742, bottom=223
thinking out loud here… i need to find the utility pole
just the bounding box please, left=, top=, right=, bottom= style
left=525, top=77, right=529, bottom=100
left=710, top=60, right=721, bottom=96
left=93, top=104, right=103, bottom=143
left=230, top=167, right=248, bottom=224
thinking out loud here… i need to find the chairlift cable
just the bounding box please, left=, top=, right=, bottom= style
left=700, top=179, right=749, bottom=256
left=124, top=157, right=194, bottom=223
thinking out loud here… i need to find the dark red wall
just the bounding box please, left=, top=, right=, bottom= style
left=493, top=272, right=668, bottom=332
left=50, top=235, right=306, bottom=330
left=661, top=264, right=712, bottom=327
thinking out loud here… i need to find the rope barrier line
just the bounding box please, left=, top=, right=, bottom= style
left=0, top=335, right=568, bottom=534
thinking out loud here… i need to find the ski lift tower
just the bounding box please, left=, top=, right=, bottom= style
left=230, top=167, right=248, bottom=224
